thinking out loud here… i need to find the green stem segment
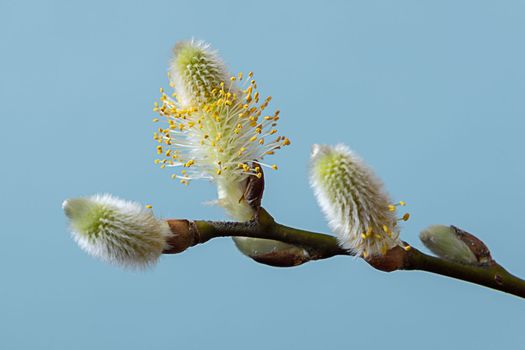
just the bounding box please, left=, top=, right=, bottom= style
left=181, top=209, right=525, bottom=299
left=404, top=248, right=525, bottom=298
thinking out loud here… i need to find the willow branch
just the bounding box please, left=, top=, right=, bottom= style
left=164, top=209, right=525, bottom=299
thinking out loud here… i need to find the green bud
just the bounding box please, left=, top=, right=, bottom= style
left=420, top=225, right=491, bottom=265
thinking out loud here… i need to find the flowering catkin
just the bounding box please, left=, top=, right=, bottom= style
left=63, top=194, right=171, bottom=268
left=169, top=40, right=230, bottom=107
left=310, top=144, right=405, bottom=257
left=154, top=39, right=290, bottom=220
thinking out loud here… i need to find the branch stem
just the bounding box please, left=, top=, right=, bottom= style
left=167, top=209, right=525, bottom=299
left=405, top=248, right=525, bottom=298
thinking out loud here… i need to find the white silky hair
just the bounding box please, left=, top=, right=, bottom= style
left=309, top=144, right=401, bottom=257
left=63, top=194, right=172, bottom=268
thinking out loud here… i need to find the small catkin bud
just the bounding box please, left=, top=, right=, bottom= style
left=62, top=194, right=172, bottom=268
left=310, top=144, right=402, bottom=258
left=420, top=225, right=491, bottom=265
left=169, top=39, right=230, bottom=106
left=223, top=172, right=306, bottom=263
left=233, top=237, right=311, bottom=267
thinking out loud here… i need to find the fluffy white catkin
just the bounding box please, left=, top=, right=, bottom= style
left=309, top=144, right=403, bottom=257
left=63, top=194, right=172, bottom=268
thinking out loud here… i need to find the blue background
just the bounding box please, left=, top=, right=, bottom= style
left=1, top=1, right=524, bottom=348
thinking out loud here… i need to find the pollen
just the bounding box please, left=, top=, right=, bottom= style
left=154, top=44, right=289, bottom=186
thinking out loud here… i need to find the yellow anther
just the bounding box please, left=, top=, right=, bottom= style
left=381, top=245, right=388, bottom=255
left=399, top=201, right=406, bottom=206
left=402, top=213, right=410, bottom=221
left=271, top=164, right=278, bottom=170
left=249, top=136, right=257, bottom=142
left=216, top=169, right=222, bottom=175
left=146, top=204, right=153, bottom=209
left=361, top=233, right=367, bottom=239
left=248, top=71, right=253, bottom=78
left=159, top=87, right=164, bottom=93
left=156, top=146, right=163, bottom=154
left=184, top=159, right=195, bottom=167
left=230, top=76, right=236, bottom=81
left=259, top=139, right=265, bottom=145
left=269, top=129, right=277, bottom=135
left=238, top=72, right=243, bottom=80
left=282, top=138, right=291, bottom=146
left=404, top=244, right=412, bottom=251
left=366, top=227, right=373, bottom=237
left=256, top=172, right=263, bottom=179
left=388, top=204, right=396, bottom=211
